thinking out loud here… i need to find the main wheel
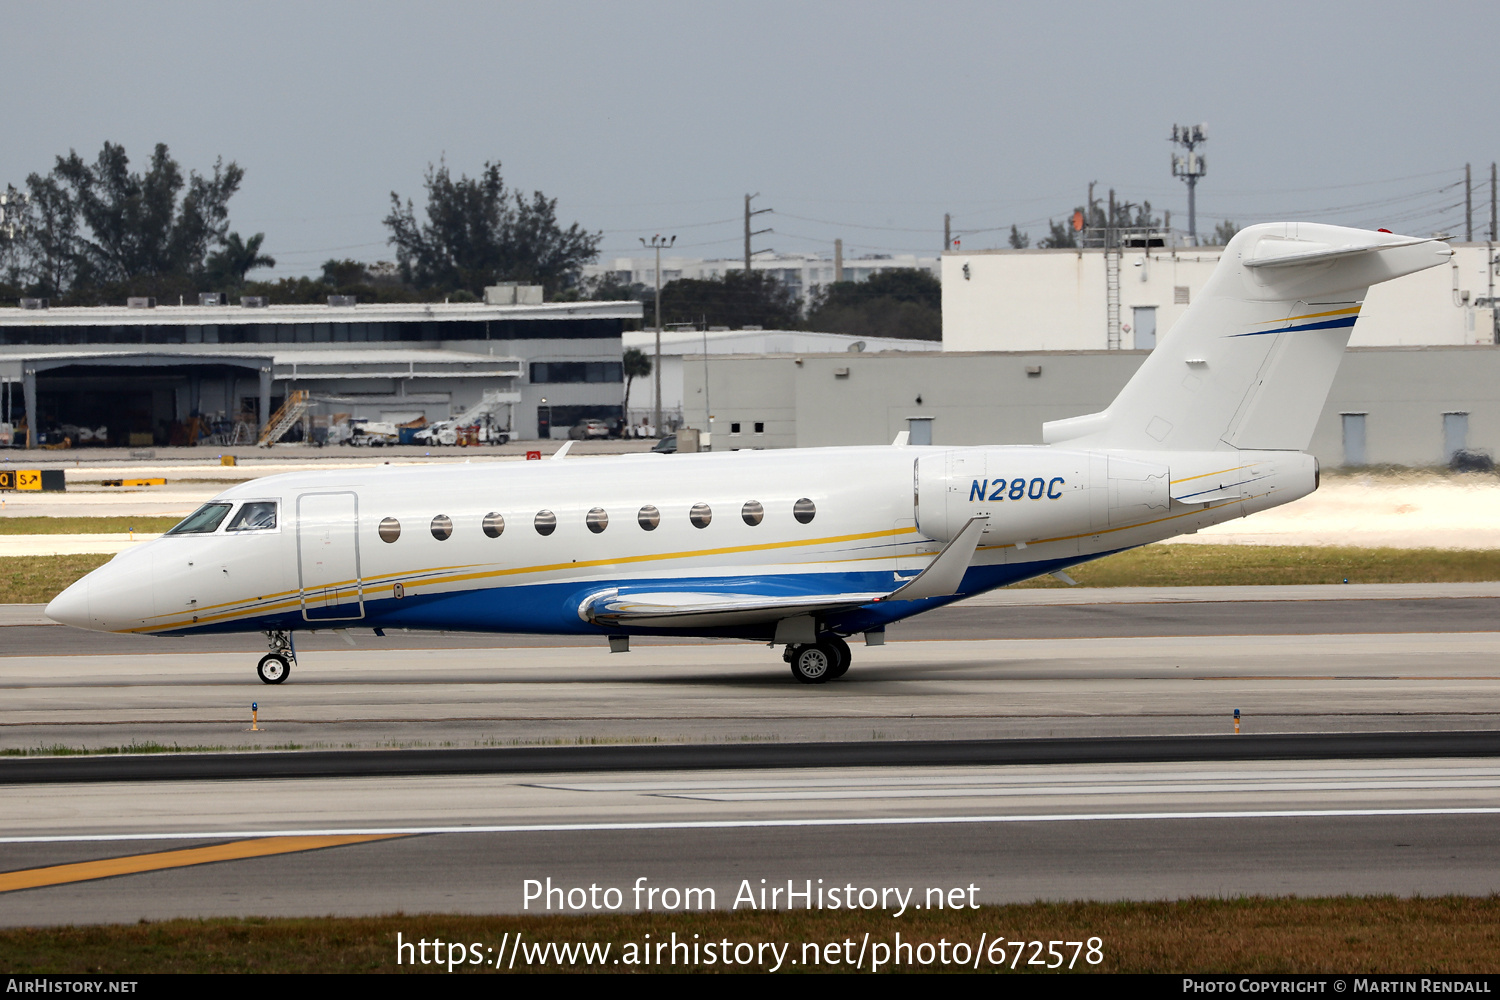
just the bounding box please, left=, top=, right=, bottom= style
left=789, top=642, right=836, bottom=684
left=825, top=636, right=852, bottom=679
left=257, top=653, right=291, bottom=685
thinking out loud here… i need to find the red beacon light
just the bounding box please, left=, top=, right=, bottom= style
left=1378, top=228, right=1392, bottom=233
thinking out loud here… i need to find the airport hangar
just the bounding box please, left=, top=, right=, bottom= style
left=687, top=241, right=1500, bottom=468
left=0, top=296, right=642, bottom=447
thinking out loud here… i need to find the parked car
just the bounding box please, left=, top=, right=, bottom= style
left=650, top=434, right=677, bottom=454
left=568, top=419, right=611, bottom=440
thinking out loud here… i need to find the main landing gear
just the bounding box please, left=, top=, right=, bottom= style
left=257, top=630, right=296, bottom=685
left=784, top=635, right=852, bottom=684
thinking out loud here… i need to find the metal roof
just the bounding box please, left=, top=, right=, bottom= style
left=0, top=299, right=641, bottom=328
left=0, top=347, right=523, bottom=380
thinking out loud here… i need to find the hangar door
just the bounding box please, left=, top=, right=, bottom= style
left=297, top=492, right=365, bottom=621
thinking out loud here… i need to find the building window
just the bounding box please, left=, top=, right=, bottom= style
left=730, top=422, right=741, bottom=435
left=690, top=503, right=712, bottom=528
left=483, top=512, right=505, bottom=538
left=529, top=362, right=624, bottom=384
left=754, top=422, right=764, bottom=434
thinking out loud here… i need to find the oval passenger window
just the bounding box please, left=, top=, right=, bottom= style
left=638, top=505, right=660, bottom=530
left=378, top=517, right=401, bottom=543
left=483, top=512, right=505, bottom=538
left=535, top=510, right=557, bottom=536
left=741, top=500, right=764, bottom=526
left=690, top=503, right=712, bottom=529
left=586, top=507, right=609, bottom=533
left=794, top=498, right=816, bottom=524
left=430, top=515, right=453, bottom=540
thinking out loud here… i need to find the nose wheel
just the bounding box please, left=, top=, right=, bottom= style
left=258, top=630, right=296, bottom=684
left=785, top=635, right=852, bottom=683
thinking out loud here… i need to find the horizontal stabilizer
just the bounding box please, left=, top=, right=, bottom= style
left=1242, top=236, right=1436, bottom=269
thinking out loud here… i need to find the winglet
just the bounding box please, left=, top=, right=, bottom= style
left=884, top=514, right=988, bottom=602
left=551, top=440, right=573, bottom=460
left=891, top=431, right=910, bottom=446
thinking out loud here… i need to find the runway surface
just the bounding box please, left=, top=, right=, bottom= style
left=3, top=583, right=1499, bottom=927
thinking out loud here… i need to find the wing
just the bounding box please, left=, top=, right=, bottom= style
left=577, top=515, right=990, bottom=629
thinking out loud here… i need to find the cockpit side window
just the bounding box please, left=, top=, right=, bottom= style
left=167, top=503, right=233, bottom=535
left=227, top=501, right=278, bottom=532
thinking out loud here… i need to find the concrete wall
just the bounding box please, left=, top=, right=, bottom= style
left=942, top=244, right=1500, bottom=352
left=690, top=347, right=1500, bottom=467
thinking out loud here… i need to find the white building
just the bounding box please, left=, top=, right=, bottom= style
left=621, top=327, right=934, bottom=429
left=585, top=251, right=940, bottom=305
left=942, top=242, right=1500, bottom=351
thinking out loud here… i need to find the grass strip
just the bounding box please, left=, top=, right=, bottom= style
left=0, top=516, right=182, bottom=535
left=0, top=553, right=112, bottom=603
left=1013, top=544, right=1500, bottom=588
left=2, top=898, right=1498, bottom=973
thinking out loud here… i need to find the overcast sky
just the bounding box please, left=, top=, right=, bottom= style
left=5, top=1, right=1498, bottom=278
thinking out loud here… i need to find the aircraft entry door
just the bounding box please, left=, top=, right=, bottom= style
left=297, top=491, right=364, bottom=621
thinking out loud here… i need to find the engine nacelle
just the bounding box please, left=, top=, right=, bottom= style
left=914, top=448, right=1169, bottom=543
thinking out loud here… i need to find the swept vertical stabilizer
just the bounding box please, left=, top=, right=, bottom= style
left=1043, top=223, right=1453, bottom=452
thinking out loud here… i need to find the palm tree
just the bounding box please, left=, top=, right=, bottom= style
left=206, top=231, right=275, bottom=288
left=622, top=347, right=652, bottom=415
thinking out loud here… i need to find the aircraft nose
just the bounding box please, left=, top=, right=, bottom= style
left=46, top=577, right=91, bottom=629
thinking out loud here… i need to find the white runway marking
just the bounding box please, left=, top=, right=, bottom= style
left=5, top=806, right=1500, bottom=845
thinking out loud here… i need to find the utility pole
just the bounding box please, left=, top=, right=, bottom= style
left=1490, top=162, right=1496, bottom=242
left=834, top=238, right=843, bottom=282
left=639, top=233, right=675, bottom=436
left=744, top=193, right=772, bottom=274
left=1466, top=163, right=1473, bottom=242
left=1169, top=123, right=1208, bottom=246
left=944, top=213, right=951, bottom=252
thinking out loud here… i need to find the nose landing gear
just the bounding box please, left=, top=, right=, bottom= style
left=258, top=630, right=296, bottom=684
left=784, top=634, right=852, bottom=684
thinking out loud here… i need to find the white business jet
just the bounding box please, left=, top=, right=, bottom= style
left=46, top=223, right=1450, bottom=685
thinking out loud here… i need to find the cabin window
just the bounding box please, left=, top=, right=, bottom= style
left=168, top=503, right=231, bottom=534
left=690, top=503, right=712, bottom=528
left=794, top=498, right=816, bottom=524
left=535, top=510, right=557, bottom=536
left=483, top=512, right=505, bottom=538
left=227, top=502, right=277, bottom=531
left=638, top=505, right=660, bottom=530
left=586, top=507, right=609, bottom=533
left=378, top=517, right=401, bottom=543
left=431, top=515, right=453, bottom=540
left=741, top=500, right=764, bottom=526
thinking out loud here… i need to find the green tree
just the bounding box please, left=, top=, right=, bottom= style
left=205, top=232, right=275, bottom=289
left=1212, top=220, right=1240, bottom=245
left=52, top=142, right=242, bottom=285
left=622, top=347, right=652, bottom=413
left=384, top=160, right=601, bottom=297
left=1008, top=225, right=1030, bottom=249
left=657, top=271, right=800, bottom=330
left=804, top=269, right=941, bottom=341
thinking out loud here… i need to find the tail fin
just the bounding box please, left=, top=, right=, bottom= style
left=1043, top=223, right=1452, bottom=452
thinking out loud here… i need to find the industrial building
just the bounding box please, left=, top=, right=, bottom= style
left=942, top=241, right=1500, bottom=351
left=0, top=296, right=641, bottom=446
left=688, top=345, right=1500, bottom=468
left=585, top=251, right=940, bottom=305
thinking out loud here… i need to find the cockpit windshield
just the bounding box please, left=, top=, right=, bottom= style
left=227, top=501, right=278, bottom=531
left=167, top=503, right=232, bottom=535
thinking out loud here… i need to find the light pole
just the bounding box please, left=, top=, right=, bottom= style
left=640, top=234, right=675, bottom=435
